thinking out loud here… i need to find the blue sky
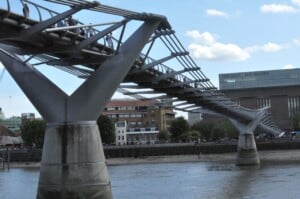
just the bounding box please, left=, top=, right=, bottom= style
left=0, top=0, right=300, bottom=118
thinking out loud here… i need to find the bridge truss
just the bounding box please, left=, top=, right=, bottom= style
left=0, top=0, right=280, bottom=134
left=0, top=0, right=283, bottom=198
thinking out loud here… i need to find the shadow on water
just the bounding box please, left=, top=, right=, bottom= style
left=217, top=165, right=260, bottom=199
left=207, top=158, right=300, bottom=199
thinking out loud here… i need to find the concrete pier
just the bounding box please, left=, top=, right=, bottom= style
left=37, top=121, right=112, bottom=199
left=236, top=133, right=260, bottom=166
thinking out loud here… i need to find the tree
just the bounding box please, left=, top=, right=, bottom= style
left=158, top=130, right=170, bottom=143
left=176, top=130, right=201, bottom=143
left=97, top=115, right=115, bottom=144
left=189, top=130, right=201, bottom=141
left=21, top=120, right=46, bottom=148
left=211, top=119, right=238, bottom=141
left=191, top=119, right=238, bottom=141
left=170, top=117, right=189, bottom=141
left=191, top=121, right=214, bottom=141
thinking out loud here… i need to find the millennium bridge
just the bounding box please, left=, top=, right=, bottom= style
left=0, top=0, right=281, bottom=198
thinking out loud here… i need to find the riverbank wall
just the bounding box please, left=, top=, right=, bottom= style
left=2, top=141, right=300, bottom=162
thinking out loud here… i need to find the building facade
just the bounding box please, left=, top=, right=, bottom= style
left=103, top=99, right=175, bottom=145
left=219, top=68, right=300, bottom=130
left=188, top=108, right=203, bottom=126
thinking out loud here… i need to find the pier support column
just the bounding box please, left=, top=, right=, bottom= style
left=230, top=109, right=268, bottom=166
left=0, top=16, right=161, bottom=198
left=236, top=133, right=260, bottom=165
left=37, top=121, right=112, bottom=199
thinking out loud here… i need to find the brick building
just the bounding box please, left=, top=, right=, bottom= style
left=102, top=99, right=175, bottom=145
left=219, top=68, right=300, bottom=130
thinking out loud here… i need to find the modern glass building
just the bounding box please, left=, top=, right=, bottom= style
left=219, top=68, right=300, bottom=130
left=219, top=69, right=300, bottom=90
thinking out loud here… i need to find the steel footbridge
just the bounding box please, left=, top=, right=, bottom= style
left=0, top=0, right=282, bottom=198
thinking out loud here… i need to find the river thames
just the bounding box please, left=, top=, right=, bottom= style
left=1, top=151, right=300, bottom=199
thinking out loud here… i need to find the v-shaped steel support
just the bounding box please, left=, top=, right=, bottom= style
left=229, top=108, right=268, bottom=165
left=0, top=20, right=161, bottom=123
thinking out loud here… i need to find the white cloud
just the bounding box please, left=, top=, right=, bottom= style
left=185, top=31, right=215, bottom=45
left=186, top=30, right=250, bottom=62
left=291, top=0, right=300, bottom=6
left=0, top=62, right=3, bottom=69
left=293, top=39, right=300, bottom=46
left=260, top=4, right=296, bottom=13
left=245, top=42, right=286, bottom=53
left=282, top=64, right=296, bottom=69
left=206, top=9, right=229, bottom=18
left=262, top=42, right=285, bottom=52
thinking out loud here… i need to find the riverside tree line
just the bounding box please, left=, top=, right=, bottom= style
left=21, top=113, right=300, bottom=147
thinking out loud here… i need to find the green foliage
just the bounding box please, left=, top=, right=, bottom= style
left=170, top=117, right=189, bottom=141
left=292, top=112, right=300, bottom=131
left=211, top=124, right=226, bottom=140
left=158, top=130, right=170, bottom=142
left=177, top=132, right=191, bottom=142
left=177, top=130, right=201, bottom=143
left=191, top=119, right=238, bottom=141
left=21, top=120, right=46, bottom=148
left=191, top=121, right=214, bottom=140
left=97, top=115, right=116, bottom=144
left=211, top=120, right=238, bottom=140
left=189, top=130, right=201, bottom=140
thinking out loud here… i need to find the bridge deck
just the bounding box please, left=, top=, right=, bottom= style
left=0, top=0, right=280, bottom=134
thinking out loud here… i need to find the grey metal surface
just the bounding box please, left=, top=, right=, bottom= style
left=0, top=0, right=281, bottom=133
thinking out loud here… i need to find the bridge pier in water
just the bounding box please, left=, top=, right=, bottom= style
left=230, top=110, right=267, bottom=166
left=37, top=121, right=112, bottom=198
left=0, top=10, right=161, bottom=197
left=236, top=133, right=260, bottom=165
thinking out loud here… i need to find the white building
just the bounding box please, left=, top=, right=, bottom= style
left=115, top=121, right=127, bottom=145
left=188, top=108, right=203, bottom=126
left=114, top=120, right=159, bottom=145
left=0, top=125, right=23, bottom=146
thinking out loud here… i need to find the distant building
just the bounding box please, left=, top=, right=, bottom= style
left=115, top=121, right=127, bottom=145
left=0, top=117, right=22, bottom=132
left=0, top=108, right=5, bottom=120
left=114, top=120, right=159, bottom=145
left=188, top=108, right=203, bottom=126
left=0, top=125, right=23, bottom=146
left=103, top=99, right=175, bottom=145
left=219, top=68, right=300, bottom=130
left=21, top=113, right=35, bottom=124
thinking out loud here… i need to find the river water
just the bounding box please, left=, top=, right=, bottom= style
left=1, top=155, right=300, bottom=199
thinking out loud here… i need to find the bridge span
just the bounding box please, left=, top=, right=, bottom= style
left=0, top=0, right=281, bottom=198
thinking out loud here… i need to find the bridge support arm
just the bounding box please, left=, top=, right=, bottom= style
left=0, top=50, right=68, bottom=122
left=67, top=21, right=161, bottom=121
left=230, top=109, right=267, bottom=165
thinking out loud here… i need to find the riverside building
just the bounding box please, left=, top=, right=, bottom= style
left=219, top=68, right=300, bottom=130
left=102, top=99, right=175, bottom=145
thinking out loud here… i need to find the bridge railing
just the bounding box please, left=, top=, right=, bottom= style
left=0, top=0, right=114, bottom=49
left=0, top=0, right=58, bottom=21
left=0, top=0, right=282, bottom=135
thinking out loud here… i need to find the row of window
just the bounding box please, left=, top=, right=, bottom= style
left=117, top=136, right=125, bottom=141
left=127, top=127, right=158, bottom=132
left=257, top=98, right=271, bottom=109
left=288, top=96, right=300, bottom=117
left=109, top=114, right=143, bottom=118
left=106, top=106, right=149, bottom=111
left=220, top=69, right=300, bottom=90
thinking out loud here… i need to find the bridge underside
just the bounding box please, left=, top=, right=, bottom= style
left=0, top=0, right=282, bottom=198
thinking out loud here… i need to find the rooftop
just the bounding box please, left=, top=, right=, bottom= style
left=219, top=68, right=300, bottom=90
